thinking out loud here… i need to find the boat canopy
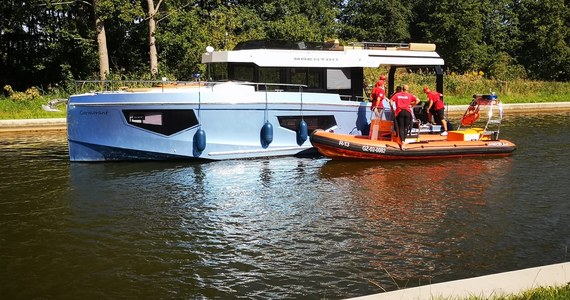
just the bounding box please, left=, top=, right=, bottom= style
left=201, top=40, right=445, bottom=100
left=201, top=40, right=444, bottom=68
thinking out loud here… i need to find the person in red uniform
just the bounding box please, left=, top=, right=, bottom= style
left=423, top=86, right=448, bottom=136
left=370, top=75, right=386, bottom=118
left=390, top=84, right=419, bottom=144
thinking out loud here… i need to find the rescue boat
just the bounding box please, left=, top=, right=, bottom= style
left=310, top=94, right=517, bottom=160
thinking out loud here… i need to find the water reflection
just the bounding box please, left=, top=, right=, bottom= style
left=1, top=112, right=569, bottom=299
left=318, top=158, right=517, bottom=283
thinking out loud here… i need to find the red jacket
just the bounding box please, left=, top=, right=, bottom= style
left=427, top=91, right=444, bottom=110
left=390, top=92, right=418, bottom=115
left=370, top=85, right=385, bottom=110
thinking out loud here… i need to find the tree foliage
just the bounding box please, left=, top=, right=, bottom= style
left=514, top=0, right=569, bottom=81
left=0, top=0, right=568, bottom=91
left=339, top=0, right=411, bottom=42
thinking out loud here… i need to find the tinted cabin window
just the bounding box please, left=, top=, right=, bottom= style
left=259, top=68, right=282, bottom=90
left=290, top=68, right=306, bottom=86
left=259, top=67, right=280, bottom=83
left=232, top=64, right=254, bottom=81
left=277, top=115, right=337, bottom=132
left=288, top=67, right=323, bottom=91
left=211, top=63, right=228, bottom=81
left=307, top=68, right=322, bottom=89
left=123, top=110, right=199, bottom=136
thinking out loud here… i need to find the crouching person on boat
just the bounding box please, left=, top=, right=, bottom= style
left=423, top=86, right=449, bottom=136
left=390, top=84, right=419, bottom=145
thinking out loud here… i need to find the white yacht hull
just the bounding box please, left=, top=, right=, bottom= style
left=67, top=86, right=370, bottom=161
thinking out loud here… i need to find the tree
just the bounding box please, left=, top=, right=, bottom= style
left=93, top=0, right=110, bottom=80
left=155, top=1, right=266, bottom=79
left=339, top=0, right=411, bottom=42
left=514, top=0, right=569, bottom=81
left=477, top=0, right=525, bottom=79
left=417, top=0, right=492, bottom=73
left=2, top=0, right=568, bottom=90
left=413, top=0, right=529, bottom=78
left=146, top=0, right=163, bottom=77
left=0, top=0, right=98, bottom=89
left=90, top=0, right=145, bottom=79
left=153, top=1, right=212, bottom=80
left=243, top=0, right=341, bottom=41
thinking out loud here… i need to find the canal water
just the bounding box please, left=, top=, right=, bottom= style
left=1, top=112, right=569, bottom=299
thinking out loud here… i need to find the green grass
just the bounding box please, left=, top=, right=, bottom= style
left=2, top=73, right=570, bottom=119
left=441, top=284, right=570, bottom=300
left=0, top=96, right=67, bottom=119
left=507, top=284, right=570, bottom=300
left=374, top=265, right=570, bottom=300
left=365, top=69, right=570, bottom=105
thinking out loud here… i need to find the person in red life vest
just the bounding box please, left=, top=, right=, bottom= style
left=423, top=86, right=449, bottom=136
left=370, top=75, right=386, bottom=118
left=389, top=84, right=419, bottom=145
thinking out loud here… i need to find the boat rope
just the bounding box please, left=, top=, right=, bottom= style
left=264, top=84, right=269, bottom=122
left=197, top=82, right=202, bottom=124
left=300, top=85, right=304, bottom=119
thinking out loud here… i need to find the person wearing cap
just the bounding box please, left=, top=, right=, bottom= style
left=370, top=75, right=386, bottom=118
left=389, top=84, right=419, bottom=145
left=423, top=86, right=448, bottom=136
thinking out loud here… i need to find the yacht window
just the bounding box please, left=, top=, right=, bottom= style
left=123, top=110, right=198, bottom=136
left=307, top=68, right=322, bottom=89
left=259, top=68, right=281, bottom=90
left=326, top=68, right=351, bottom=89
left=232, top=64, right=255, bottom=81
left=277, top=115, right=337, bottom=132
left=210, top=63, right=228, bottom=81
left=289, top=68, right=322, bottom=89
left=290, top=68, right=306, bottom=85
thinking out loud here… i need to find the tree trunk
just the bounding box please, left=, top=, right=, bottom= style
left=95, top=14, right=110, bottom=80
left=147, top=0, right=161, bottom=78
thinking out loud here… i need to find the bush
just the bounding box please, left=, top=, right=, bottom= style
left=363, top=70, right=570, bottom=104
left=3, top=85, right=42, bottom=102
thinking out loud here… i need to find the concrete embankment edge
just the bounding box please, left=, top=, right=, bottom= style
left=0, top=118, right=67, bottom=133
left=1, top=102, right=569, bottom=132
left=347, top=262, right=570, bottom=300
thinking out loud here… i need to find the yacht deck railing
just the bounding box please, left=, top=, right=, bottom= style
left=72, top=80, right=366, bottom=102
left=72, top=80, right=309, bottom=94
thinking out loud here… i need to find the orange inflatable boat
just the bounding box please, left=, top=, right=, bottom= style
left=310, top=94, right=517, bottom=160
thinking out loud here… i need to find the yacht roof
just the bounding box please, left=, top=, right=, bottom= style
left=201, top=41, right=444, bottom=68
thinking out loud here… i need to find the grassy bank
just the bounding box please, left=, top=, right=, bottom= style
left=365, top=70, right=570, bottom=105
left=0, top=96, right=67, bottom=119
left=2, top=74, right=570, bottom=119
left=1, top=85, right=67, bottom=119
left=453, top=284, right=570, bottom=300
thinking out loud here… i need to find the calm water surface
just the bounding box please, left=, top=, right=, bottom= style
left=1, top=112, right=569, bottom=299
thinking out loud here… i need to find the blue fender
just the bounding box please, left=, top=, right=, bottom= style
left=260, top=121, right=273, bottom=148
left=193, top=128, right=206, bottom=154
left=297, top=119, right=308, bottom=145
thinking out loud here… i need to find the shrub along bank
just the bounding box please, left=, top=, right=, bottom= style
left=2, top=74, right=570, bottom=120
left=364, top=70, right=570, bottom=104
